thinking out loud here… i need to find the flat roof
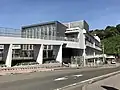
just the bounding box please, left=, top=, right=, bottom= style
left=22, top=21, right=60, bottom=29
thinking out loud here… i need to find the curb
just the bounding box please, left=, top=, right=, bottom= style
left=0, top=67, right=54, bottom=76
left=53, top=64, right=119, bottom=71
left=55, top=70, right=120, bottom=90
left=0, top=64, right=119, bottom=76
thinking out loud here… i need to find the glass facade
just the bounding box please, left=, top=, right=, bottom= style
left=21, top=21, right=67, bottom=59
left=21, top=23, right=57, bottom=59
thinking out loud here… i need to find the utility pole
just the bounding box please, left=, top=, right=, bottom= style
left=83, top=49, right=86, bottom=67
left=102, top=36, right=105, bottom=64
left=76, top=57, right=77, bottom=67
left=102, top=44, right=105, bottom=64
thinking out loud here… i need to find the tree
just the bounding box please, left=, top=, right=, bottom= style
left=105, top=26, right=119, bottom=37
left=116, top=24, right=120, bottom=33
left=90, top=24, right=120, bottom=55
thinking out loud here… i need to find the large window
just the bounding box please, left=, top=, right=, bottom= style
left=41, top=26, right=44, bottom=39
left=22, top=30, right=26, bottom=38
left=37, top=27, right=40, bottom=38
left=48, top=45, right=51, bottom=50
left=44, top=45, right=47, bottom=49
left=30, top=45, right=32, bottom=49
left=34, top=27, right=37, bottom=38
left=29, top=29, right=32, bottom=38
left=44, top=26, right=47, bottom=35
left=49, top=27, right=51, bottom=35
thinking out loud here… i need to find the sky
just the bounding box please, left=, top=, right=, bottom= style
left=0, top=0, right=120, bottom=30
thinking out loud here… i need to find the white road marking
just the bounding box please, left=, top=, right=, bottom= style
left=54, top=71, right=120, bottom=90
left=54, top=89, right=60, bottom=90
left=54, top=77, right=68, bottom=81
left=54, top=83, right=78, bottom=90
left=73, top=74, right=83, bottom=77
left=72, top=83, right=77, bottom=86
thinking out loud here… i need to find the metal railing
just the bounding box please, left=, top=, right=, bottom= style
left=85, top=54, right=103, bottom=59
left=86, top=40, right=102, bottom=50
left=0, top=27, right=79, bottom=42
left=85, top=40, right=94, bottom=47
left=95, top=46, right=102, bottom=51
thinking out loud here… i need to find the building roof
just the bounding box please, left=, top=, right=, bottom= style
left=22, top=21, right=60, bottom=29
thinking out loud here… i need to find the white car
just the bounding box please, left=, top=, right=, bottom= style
left=111, top=60, right=116, bottom=64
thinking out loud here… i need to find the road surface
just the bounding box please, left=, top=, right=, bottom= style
left=0, top=66, right=120, bottom=90
left=85, top=73, right=120, bottom=90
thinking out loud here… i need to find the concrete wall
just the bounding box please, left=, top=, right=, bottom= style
left=64, top=20, right=89, bottom=31
left=0, top=36, right=64, bottom=45
left=56, top=22, right=67, bottom=37
left=83, top=20, right=89, bottom=31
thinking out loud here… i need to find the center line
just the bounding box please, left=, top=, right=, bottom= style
left=73, top=74, right=83, bottom=77
left=54, top=77, right=68, bottom=81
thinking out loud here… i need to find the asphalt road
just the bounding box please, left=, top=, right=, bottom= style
left=0, top=66, right=120, bottom=90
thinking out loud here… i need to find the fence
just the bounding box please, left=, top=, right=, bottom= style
left=0, top=27, right=79, bottom=42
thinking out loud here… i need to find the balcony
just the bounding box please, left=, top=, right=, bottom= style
left=95, top=46, right=102, bottom=51
left=85, top=54, right=103, bottom=59
left=85, top=40, right=94, bottom=48
left=0, top=32, right=78, bottom=42
left=85, top=40, right=102, bottom=51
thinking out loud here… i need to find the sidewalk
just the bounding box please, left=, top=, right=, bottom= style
left=0, top=63, right=119, bottom=76
left=86, top=74, right=120, bottom=90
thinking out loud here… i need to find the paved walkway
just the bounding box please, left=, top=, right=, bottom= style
left=86, top=74, right=120, bottom=90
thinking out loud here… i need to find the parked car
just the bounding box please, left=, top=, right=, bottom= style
left=111, top=60, right=116, bottom=64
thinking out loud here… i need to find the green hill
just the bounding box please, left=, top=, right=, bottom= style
left=102, top=35, right=120, bottom=55
left=90, top=24, right=120, bottom=55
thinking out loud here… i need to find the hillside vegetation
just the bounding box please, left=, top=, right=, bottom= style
left=90, top=24, right=120, bottom=55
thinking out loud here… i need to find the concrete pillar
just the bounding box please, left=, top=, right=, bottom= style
left=53, top=45, right=62, bottom=63
left=33, top=44, right=43, bottom=64
left=56, top=45, right=62, bottom=63
left=83, top=49, right=86, bottom=67
left=93, top=51, right=96, bottom=66
left=3, top=44, right=13, bottom=67
left=81, top=30, right=86, bottom=67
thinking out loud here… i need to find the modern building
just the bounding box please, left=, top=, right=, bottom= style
left=21, top=21, right=67, bottom=61
left=0, top=20, right=103, bottom=67
left=0, top=27, right=21, bottom=59
left=63, top=20, right=102, bottom=66
left=21, top=20, right=102, bottom=66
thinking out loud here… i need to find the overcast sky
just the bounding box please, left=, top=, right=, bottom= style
left=0, top=0, right=120, bottom=30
